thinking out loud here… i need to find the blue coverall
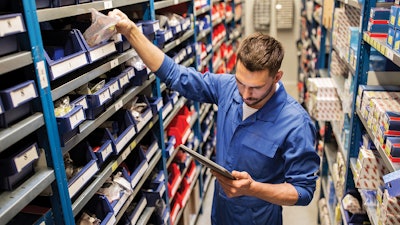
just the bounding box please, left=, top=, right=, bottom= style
left=155, top=56, right=320, bottom=225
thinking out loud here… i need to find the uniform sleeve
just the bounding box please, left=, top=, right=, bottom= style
left=155, top=55, right=222, bottom=104
left=282, top=118, right=320, bottom=206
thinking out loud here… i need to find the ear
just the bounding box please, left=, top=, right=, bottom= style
left=274, top=71, right=283, bottom=83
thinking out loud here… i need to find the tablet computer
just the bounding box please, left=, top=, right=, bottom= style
left=179, top=144, right=235, bottom=180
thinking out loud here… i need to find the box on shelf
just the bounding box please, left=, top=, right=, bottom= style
left=56, top=105, right=86, bottom=146
left=167, top=163, right=182, bottom=198
left=0, top=80, right=38, bottom=128
left=125, top=95, right=153, bottom=132
left=42, top=29, right=88, bottom=80
left=121, top=194, right=147, bottom=225
left=102, top=110, right=137, bottom=155
left=77, top=194, right=116, bottom=225
left=120, top=148, right=149, bottom=189
left=66, top=141, right=99, bottom=198
left=84, top=83, right=112, bottom=120
left=6, top=205, right=53, bottom=225
left=0, top=141, right=40, bottom=191
left=138, top=133, right=159, bottom=161
left=74, top=29, right=117, bottom=63
left=85, top=129, right=113, bottom=168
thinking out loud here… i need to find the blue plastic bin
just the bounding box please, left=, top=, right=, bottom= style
left=74, top=29, right=117, bottom=63
left=42, top=29, right=88, bottom=80
left=81, top=194, right=116, bottom=225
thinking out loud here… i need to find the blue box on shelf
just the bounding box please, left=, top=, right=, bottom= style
left=0, top=35, right=18, bottom=57
left=126, top=95, right=153, bottom=132
left=104, top=77, right=122, bottom=101
left=370, top=7, right=391, bottom=20
left=86, top=129, right=113, bottom=168
left=170, top=23, right=182, bottom=36
left=148, top=96, right=163, bottom=115
left=131, top=66, right=150, bottom=86
left=139, top=20, right=160, bottom=35
left=52, top=0, right=76, bottom=7
left=388, top=26, right=396, bottom=49
left=115, top=35, right=131, bottom=53
left=386, top=136, right=400, bottom=157
left=181, top=17, right=192, bottom=31
left=109, top=172, right=131, bottom=214
left=116, top=70, right=130, bottom=92
left=138, top=133, right=159, bottom=162
left=142, top=181, right=166, bottom=206
left=70, top=94, right=88, bottom=112
left=383, top=169, right=400, bottom=197
left=56, top=105, right=86, bottom=146
left=82, top=194, right=116, bottom=225
left=156, top=29, right=173, bottom=48
left=389, top=5, right=400, bottom=27
left=0, top=142, right=40, bottom=177
left=67, top=141, right=99, bottom=198
left=6, top=205, right=53, bottom=225
left=125, top=195, right=147, bottom=225
left=85, top=85, right=112, bottom=120
left=74, top=29, right=117, bottom=63
left=103, top=110, right=137, bottom=155
left=164, top=136, right=176, bottom=158
left=42, top=29, right=88, bottom=80
left=121, top=148, right=149, bottom=189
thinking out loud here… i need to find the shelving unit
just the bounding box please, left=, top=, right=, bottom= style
left=305, top=0, right=400, bottom=225
left=0, top=0, right=243, bottom=224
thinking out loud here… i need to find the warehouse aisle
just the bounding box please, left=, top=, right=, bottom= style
left=196, top=178, right=320, bottom=225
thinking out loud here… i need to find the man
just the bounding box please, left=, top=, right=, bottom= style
left=109, top=9, right=320, bottom=225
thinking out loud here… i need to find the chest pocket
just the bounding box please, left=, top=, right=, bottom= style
left=236, top=133, right=280, bottom=181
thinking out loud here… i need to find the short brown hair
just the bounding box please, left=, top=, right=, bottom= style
left=237, top=33, right=284, bottom=76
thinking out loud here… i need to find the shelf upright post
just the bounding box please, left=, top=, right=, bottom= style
left=346, top=0, right=374, bottom=191
left=21, top=0, right=74, bottom=224
left=317, top=2, right=327, bottom=71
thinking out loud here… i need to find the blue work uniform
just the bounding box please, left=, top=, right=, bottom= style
left=155, top=56, right=320, bottom=225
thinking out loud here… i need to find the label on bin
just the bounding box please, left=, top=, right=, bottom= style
left=14, top=144, right=39, bottom=172
left=51, top=53, right=88, bottom=79
left=101, top=143, right=113, bottom=161
left=10, top=82, right=37, bottom=108
left=130, top=198, right=147, bottom=224
left=68, top=161, right=98, bottom=197
left=108, top=81, right=119, bottom=96
left=116, top=126, right=136, bottom=153
left=98, top=89, right=111, bottom=105
left=118, top=74, right=129, bottom=88
left=130, top=162, right=148, bottom=189
left=89, top=42, right=116, bottom=62
left=126, top=68, right=135, bottom=79
left=74, top=97, right=88, bottom=110
left=69, top=108, right=85, bottom=130
left=0, top=15, right=25, bottom=37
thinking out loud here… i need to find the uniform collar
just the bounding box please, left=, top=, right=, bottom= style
left=233, top=81, right=287, bottom=122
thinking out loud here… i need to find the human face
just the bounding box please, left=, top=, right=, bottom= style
left=235, top=61, right=280, bottom=109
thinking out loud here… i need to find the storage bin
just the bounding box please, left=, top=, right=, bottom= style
left=165, top=136, right=176, bottom=159
left=103, top=110, right=137, bottom=155
left=67, top=141, right=99, bottom=198
left=142, top=181, right=166, bottom=207
left=138, top=133, right=159, bottom=161
left=6, top=205, right=53, bottom=225
left=86, top=129, right=113, bottom=168
left=77, top=0, right=92, bottom=3
left=120, top=148, right=148, bottom=189
left=79, top=194, right=116, bottom=225
left=42, top=29, right=88, bottom=80
left=52, top=0, right=76, bottom=7
left=139, top=20, right=160, bottom=35
left=56, top=105, right=86, bottom=146
left=167, top=115, right=191, bottom=148
left=0, top=163, right=34, bottom=191
left=70, top=95, right=88, bottom=111
left=0, top=142, right=40, bottom=177
left=167, top=163, right=182, bottom=198
left=126, top=95, right=153, bottom=132
left=131, top=66, right=150, bottom=86
left=0, top=34, right=18, bottom=57
left=85, top=85, right=112, bottom=120
left=104, top=77, right=121, bottom=101
left=341, top=190, right=369, bottom=224
left=115, top=35, right=131, bottom=53
left=156, top=29, right=173, bottom=48
left=109, top=173, right=131, bottom=215
left=0, top=13, right=26, bottom=37
left=125, top=195, right=147, bottom=225
left=148, top=96, right=163, bottom=115
left=74, top=29, right=117, bottom=63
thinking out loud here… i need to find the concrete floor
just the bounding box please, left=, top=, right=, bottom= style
left=196, top=177, right=320, bottom=225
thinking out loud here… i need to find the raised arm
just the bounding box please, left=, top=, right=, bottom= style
left=108, top=9, right=165, bottom=72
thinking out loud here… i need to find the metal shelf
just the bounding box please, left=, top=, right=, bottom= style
left=197, top=27, right=211, bottom=40
left=61, top=74, right=155, bottom=153
left=70, top=114, right=158, bottom=214
left=195, top=5, right=211, bottom=17
left=36, top=0, right=148, bottom=22
left=356, top=109, right=400, bottom=172
left=0, top=112, right=44, bottom=153
left=363, top=33, right=400, bottom=68
left=0, top=169, right=55, bottom=225
left=0, top=51, right=32, bottom=75
left=331, top=121, right=348, bottom=162
left=51, top=49, right=140, bottom=101
left=154, top=0, right=191, bottom=9
left=163, top=29, right=195, bottom=54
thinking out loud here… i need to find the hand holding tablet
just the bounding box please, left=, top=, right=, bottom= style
left=179, top=144, right=235, bottom=180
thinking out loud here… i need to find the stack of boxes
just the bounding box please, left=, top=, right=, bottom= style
left=356, top=85, right=400, bottom=161
left=306, top=77, right=342, bottom=121
left=376, top=188, right=400, bottom=225
left=388, top=5, right=400, bottom=52
left=368, top=7, right=390, bottom=38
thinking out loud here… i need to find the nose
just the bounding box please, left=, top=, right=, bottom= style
left=242, top=87, right=252, bottom=100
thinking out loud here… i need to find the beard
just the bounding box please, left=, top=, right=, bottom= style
left=242, top=82, right=275, bottom=108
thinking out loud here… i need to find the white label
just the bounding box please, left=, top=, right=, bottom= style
left=36, top=61, right=49, bottom=89
left=130, top=198, right=147, bottom=224
left=104, top=1, right=113, bottom=9
left=153, top=23, right=160, bottom=32
left=174, top=0, right=179, bottom=5
left=162, top=103, right=173, bottom=119
left=108, top=81, right=119, bottom=96
left=14, top=144, right=39, bottom=172
left=121, top=148, right=130, bottom=161
left=101, top=143, right=113, bottom=161
left=166, top=30, right=173, bottom=40
left=50, top=53, right=87, bottom=79
left=386, top=49, right=394, bottom=61
left=159, top=182, right=166, bottom=197
left=171, top=176, right=182, bottom=197
left=69, top=161, right=98, bottom=197
left=116, top=126, right=136, bottom=153
left=113, top=191, right=129, bottom=214
left=98, top=89, right=111, bottom=105
left=114, top=100, right=123, bottom=111
left=74, top=97, right=88, bottom=110
left=131, top=162, right=149, bottom=188
left=156, top=99, right=163, bottom=111
left=126, top=68, right=135, bottom=79
left=110, top=58, right=119, bottom=69
left=105, top=215, right=116, bottom=225
left=146, top=142, right=158, bottom=160
left=119, top=74, right=129, bottom=88
left=10, top=82, right=37, bottom=108
left=167, top=145, right=174, bottom=156
left=146, top=67, right=151, bottom=74
left=0, top=15, right=25, bottom=37
left=89, top=42, right=116, bottom=62
left=69, top=107, right=85, bottom=129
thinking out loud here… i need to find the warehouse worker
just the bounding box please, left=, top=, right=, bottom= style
left=109, top=9, right=320, bottom=225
